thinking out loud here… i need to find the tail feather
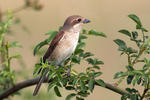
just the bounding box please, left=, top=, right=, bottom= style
left=33, top=70, right=48, bottom=96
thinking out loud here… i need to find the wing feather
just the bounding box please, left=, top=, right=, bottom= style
left=43, top=31, right=64, bottom=63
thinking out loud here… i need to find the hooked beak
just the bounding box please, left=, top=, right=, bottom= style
left=83, top=19, right=91, bottom=24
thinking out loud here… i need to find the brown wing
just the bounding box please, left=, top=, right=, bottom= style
left=43, top=31, right=64, bottom=63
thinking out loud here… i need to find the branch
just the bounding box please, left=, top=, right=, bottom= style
left=0, top=77, right=131, bottom=100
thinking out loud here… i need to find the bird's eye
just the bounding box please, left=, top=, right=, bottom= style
left=77, top=18, right=81, bottom=22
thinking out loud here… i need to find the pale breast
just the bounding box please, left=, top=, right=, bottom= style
left=49, top=31, right=79, bottom=65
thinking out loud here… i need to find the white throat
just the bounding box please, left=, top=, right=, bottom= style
left=72, top=24, right=82, bottom=33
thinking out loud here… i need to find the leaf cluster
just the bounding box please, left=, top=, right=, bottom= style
left=0, top=12, right=22, bottom=92
left=114, top=14, right=150, bottom=100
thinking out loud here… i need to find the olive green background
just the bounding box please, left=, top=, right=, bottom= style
left=0, top=0, right=150, bottom=100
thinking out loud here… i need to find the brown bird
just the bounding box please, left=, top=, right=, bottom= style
left=33, top=15, right=90, bottom=96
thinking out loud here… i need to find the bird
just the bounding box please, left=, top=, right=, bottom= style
left=33, top=15, right=90, bottom=96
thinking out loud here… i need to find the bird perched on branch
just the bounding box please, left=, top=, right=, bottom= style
left=33, top=15, right=90, bottom=96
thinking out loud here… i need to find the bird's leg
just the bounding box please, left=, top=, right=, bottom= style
left=67, top=68, right=71, bottom=77
left=66, top=59, right=73, bottom=77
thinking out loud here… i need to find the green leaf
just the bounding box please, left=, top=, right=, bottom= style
left=47, top=71, right=56, bottom=80
left=65, top=86, right=75, bottom=90
left=72, top=56, right=81, bottom=64
left=94, top=72, right=102, bottom=77
left=127, top=75, right=134, bottom=85
left=82, top=52, right=94, bottom=58
left=9, top=41, right=22, bottom=48
left=80, top=81, right=86, bottom=92
left=141, top=27, right=148, bottom=32
left=65, top=93, right=76, bottom=100
left=126, top=47, right=137, bottom=54
left=76, top=42, right=86, bottom=49
left=93, top=58, right=104, bottom=65
left=95, top=79, right=106, bottom=87
left=9, top=54, right=21, bottom=60
left=73, top=78, right=78, bottom=86
left=33, top=63, right=41, bottom=75
left=77, top=91, right=89, bottom=97
left=114, top=71, right=126, bottom=79
left=130, top=94, right=138, bottom=100
left=76, top=96, right=84, bottom=100
left=131, top=31, right=138, bottom=40
left=114, top=39, right=127, bottom=51
left=88, top=79, right=95, bottom=92
left=132, top=74, right=140, bottom=86
left=48, top=83, right=55, bottom=91
left=128, top=14, right=142, bottom=29
left=80, top=76, right=89, bottom=80
left=75, top=49, right=84, bottom=55
left=88, top=30, right=107, bottom=37
left=86, top=58, right=94, bottom=65
left=81, top=29, right=87, bottom=34
left=126, top=88, right=138, bottom=93
left=118, top=29, right=131, bottom=37
left=54, top=86, right=62, bottom=97
left=79, top=35, right=88, bottom=42
left=126, top=65, right=134, bottom=71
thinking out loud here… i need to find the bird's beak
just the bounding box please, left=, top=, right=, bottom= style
left=83, top=19, right=91, bottom=24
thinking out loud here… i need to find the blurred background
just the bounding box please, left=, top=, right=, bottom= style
left=0, top=0, right=150, bottom=100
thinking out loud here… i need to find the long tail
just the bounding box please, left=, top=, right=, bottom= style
left=33, top=70, right=48, bottom=96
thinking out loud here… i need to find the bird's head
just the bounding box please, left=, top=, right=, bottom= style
left=62, top=15, right=91, bottom=32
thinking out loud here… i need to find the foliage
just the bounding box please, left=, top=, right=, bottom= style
left=0, top=11, right=22, bottom=92
left=114, top=14, right=150, bottom=100
left=0, top=1, right=150, bottom=100
left=33, top=28, right=106, bottom=100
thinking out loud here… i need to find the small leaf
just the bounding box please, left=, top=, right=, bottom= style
left=9, top=41, right=22, bottom=48
left=86, top=58, right=94, bottom=65
left=77, top=91, right=89, bottom=97
left=88, top=30, right=107, bottom=37
left=9, top=54, right=21, bottom=60
left=95, top=79, right=105, bottom=87
left=82, top=52, right=94, bottom=58
left=54, top=86, right=62, bottom=97
left=114, top=71, right=126, bottom=79
left=94, top=72, right=102, bottom=77
left=141, top=28, right=148, bottom=32
left=75, top=49, right=84, bottom=55
left=76, top=96, right=84, bottom=100
left=33, top=63, right=41, bottom=75
left=73, top=78, right=78, bottom=86
left=114, top=39, right=127, bottom=51
left=80, top=81, right=86, bottom=92
left=76, top=42, right=86, bottom=49
left=118, top=29, right=131, bottom=37
left=65, top=86, right=75, bottom=90
left=48, top=83, right=55, bottom=91
left=126, top=47, right=137, bottom=54
left=65, top=93, right=76, bottom=100
left=80, top=76, right=89, bottom=80
left=131, top=31, right=138, bottom=40
left=127, top=75, right=134, bottom=84
left=79, top=35, right=88, bottom=42
left=72, top=56, right=81, bottom=64
left=88, top=79, right=95, bottom=92
left=128, top=14, right=142, bottom=29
